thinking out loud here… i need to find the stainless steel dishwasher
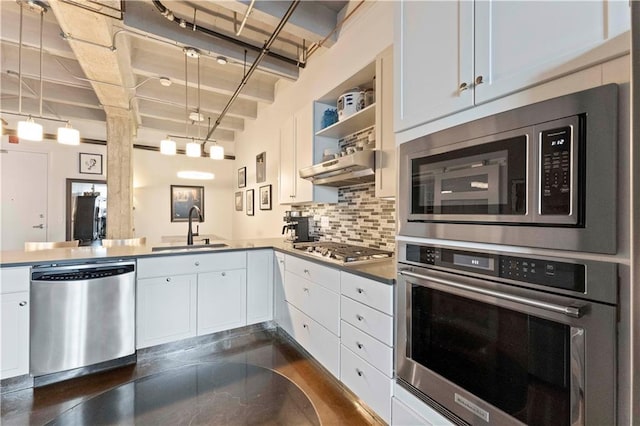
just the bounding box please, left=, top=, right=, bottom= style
left=30, top=260, right=136, bottom=378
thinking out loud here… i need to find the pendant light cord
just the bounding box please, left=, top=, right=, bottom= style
left=39, top=9, right=44, bottom=117
left=197, top=55, right=200, bottom=140
left=184, top=52, right=188, bottom=137
left=18, top=5, right=23, bottom=114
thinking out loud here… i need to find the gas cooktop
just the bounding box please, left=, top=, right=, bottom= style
left=292, top=241, right=394, bottom=264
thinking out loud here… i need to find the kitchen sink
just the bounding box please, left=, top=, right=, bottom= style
left=151, top=243, right=228, bottom=252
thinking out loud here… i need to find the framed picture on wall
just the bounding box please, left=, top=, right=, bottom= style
left=238, top=167, right=246, bottom=188
left=256, top=152, right=266, bottom=183
left=79, top=153, right=103, bottom=175
left=246, top=189, right=254, bottom=216
left=235, top=191, right=243, bottom=211
left=259, top=184, right=272, bottom=210
left=170, top=185, right=204, bottom=222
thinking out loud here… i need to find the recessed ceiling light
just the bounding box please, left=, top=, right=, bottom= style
left=216, top=56, right=228, bottom=65
left=183, top=47, right=200, bottom=59
left=177, top=171, right=214, bottom=180
left=159, top=77, right=172, bottom=87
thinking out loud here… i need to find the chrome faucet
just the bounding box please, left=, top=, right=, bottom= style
left=187, top=205, right=203, bottom=245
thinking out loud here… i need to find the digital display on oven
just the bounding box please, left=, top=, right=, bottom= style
left=453, top=253, right=494, bottom=271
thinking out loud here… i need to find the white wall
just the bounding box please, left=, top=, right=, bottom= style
left=1, top=136, right=107, bottom=245
left=231, top=1, right=394, bottom=240
left=133, top=149, right=234, bottom=245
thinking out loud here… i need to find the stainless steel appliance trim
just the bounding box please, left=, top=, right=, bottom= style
left=396, top=265, right=617, bottom=426
left=398, top=84, right=618, bottom=254
left=399, top=270, right=583, bottom=318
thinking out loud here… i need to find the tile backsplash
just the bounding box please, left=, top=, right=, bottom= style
left=293, top=183, right=396, bottom=250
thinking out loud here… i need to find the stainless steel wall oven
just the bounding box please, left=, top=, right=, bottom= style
left=396, top=241, right=618, bottom=426
left=398, top=84, right=619, bottom=254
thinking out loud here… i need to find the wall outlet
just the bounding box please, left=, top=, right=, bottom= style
left=320, top=216, right=330, bottom=228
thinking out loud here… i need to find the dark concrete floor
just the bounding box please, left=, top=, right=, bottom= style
left=1, top=328, right=383, bottom=425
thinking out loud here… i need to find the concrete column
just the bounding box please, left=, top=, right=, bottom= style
left=105, top=107, right=134, bottom=239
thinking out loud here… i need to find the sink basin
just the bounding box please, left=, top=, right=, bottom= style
left=151, top=243, right=228, bottom=252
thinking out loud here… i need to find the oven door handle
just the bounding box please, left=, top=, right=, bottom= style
left=399, top=270, right=583, bottom=318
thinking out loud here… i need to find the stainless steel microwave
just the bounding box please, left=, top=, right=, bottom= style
left=398, top=84, right=619, bottom=254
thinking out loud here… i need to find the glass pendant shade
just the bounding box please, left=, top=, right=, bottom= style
left=57, top=124, right=80, bottom=145
left=17, top=117, right=43, bottom=141
left=209, top=145, right=224, bottom=160
left=186, top=142, right=201, bottom=157
left=160, top=138, right=177, bottom=155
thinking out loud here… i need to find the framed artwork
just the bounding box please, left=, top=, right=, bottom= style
left=170, top=185, right=204, bottom=222
left=79, top=153, right=103, bottom=175
left=235, top=191, right=243, bottom=211
left=246, top=189, right=254, bottom=216
left=259, top=184, right=272, bottom=210
left=238, top=167, right=246, bottom=188
left=256, top=152, right=266, bottom=183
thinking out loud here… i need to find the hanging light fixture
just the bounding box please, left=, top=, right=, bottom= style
left=209, top=144, right=224, bottom=160
left=16, top=0, right=47, bottom=142
left=57, top=122, right=80, bottom=145
left=160, top=138, right=176, bottom=155
left=185, top=140, right=201, bottom=157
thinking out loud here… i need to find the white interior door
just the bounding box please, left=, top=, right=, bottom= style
left=1, top=150, right=48, bottom=250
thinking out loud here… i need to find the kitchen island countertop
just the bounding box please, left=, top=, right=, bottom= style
left=0, top=238, right=396, bottom=284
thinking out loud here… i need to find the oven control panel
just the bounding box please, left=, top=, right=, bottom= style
left=405, top=244, right=585, bottom=293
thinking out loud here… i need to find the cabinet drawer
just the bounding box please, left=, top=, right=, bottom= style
left=284, top=271, right=340, bottom=335
left=285, top=255, right=340, bottom=293
left=285, top=302, right=340, bottom=378
left=341, top=272, right=393, bottom=315
left=341, top=296, right=393, bottom=346
left=138, top=251, right=246, bottom=278
left=341, top=320, right=392, bottom=377
left=0, top=267, right=30, bottom=293
left=341, top=345, right=392, bottom=423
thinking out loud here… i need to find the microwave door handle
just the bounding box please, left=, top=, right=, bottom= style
left=398, top=270, right=583, bottom=318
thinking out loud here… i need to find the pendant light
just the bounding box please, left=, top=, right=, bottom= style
left=185, top=139, right=201, bottom=157
left=209, top=144, right=224, bottom=160
left=160, top=138, right=177, bottom=155
left=57, top=122, right=80, bottom=145
left=16, top=0, right=46, bottom=142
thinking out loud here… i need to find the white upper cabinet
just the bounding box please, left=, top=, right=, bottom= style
left=279, top=104, right=337, bottom=205
left=394, top=0, right=630, bottom=132
left=375, top=45, right=396, bottom=199
left=394, top=0, right=474, bottom=132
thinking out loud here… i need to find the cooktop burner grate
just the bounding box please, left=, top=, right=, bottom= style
left=292, top=241, right=393, bottom=264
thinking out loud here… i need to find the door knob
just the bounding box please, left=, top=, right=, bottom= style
left=32, top=224, right=44, bottom=229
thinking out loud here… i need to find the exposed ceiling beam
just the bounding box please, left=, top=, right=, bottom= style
left=140, top=116, right=235, bottom=142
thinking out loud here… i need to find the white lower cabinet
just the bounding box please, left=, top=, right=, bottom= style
left=246, top=250, right=274, bottom=325
left=197, top=269, right=247, bottom=335
left=0, top=266, right=30, bottom=380
left=392, top=384, right=455, bottom=426
left=274, top=252, right=286, bottom=326
left=341, top=345, right=393, bottom=423
left=136, top=274, right=198, bottom=349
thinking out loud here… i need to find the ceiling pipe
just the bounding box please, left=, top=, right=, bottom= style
left=235, top=0, right=256, bottom=37
left=152, top=0, right=305, bottom=69
left=202, top=0, right=300, bottom=146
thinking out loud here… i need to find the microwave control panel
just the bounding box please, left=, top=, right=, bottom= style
left=540, top=126, right=572, bottom=215
left=405, top=244, right=585, bottom=293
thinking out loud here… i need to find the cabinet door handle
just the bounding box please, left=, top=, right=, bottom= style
left=221, top=272, right=226, bottom=277
left=303, top=269, right=309, bottom=274
left=356, top=342, right=363, bottom=349
left=303, top=287, right=309, bottom=293
left=475, top=75, right=484, bottom=85
left=194, top=261, right=200, bottom=266
left=166, top=277, right=171, bottom=282
left=19, top=301, right=27, bottom=307
left=279, top=260, right=284, bottom=264
left=458, top=82, right=469, bottom=92
left=356, top=314, right=364, bottom=321
left=356, top=368, right=363, bottom=377
left=356, top=287, right=364, bottom=294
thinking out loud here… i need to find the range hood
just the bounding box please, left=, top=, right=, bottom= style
left=299, top=150, right=375, bottom=187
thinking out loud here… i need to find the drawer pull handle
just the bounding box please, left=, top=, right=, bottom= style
left=356, top=314, right=364, bottom=321
left=356, top=288, right=364, bottom=294
left=166, top=277, right=171, bottom=282
left=279, top=260, right=284, bottom=264
left=303, top=287, right=309, bottom=293
left=19, top=301, right=27, bottom=307
left=356, top=369, right=363, bottom=377
left=303, top=324, right=308, bottom=329
left=356, top=342, right=363, bottom=349
left=303, top=269, right=310, bottom=274
left=195, top=261, right=200, bottom=266
left=222, top=272, right=226, bottom=277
